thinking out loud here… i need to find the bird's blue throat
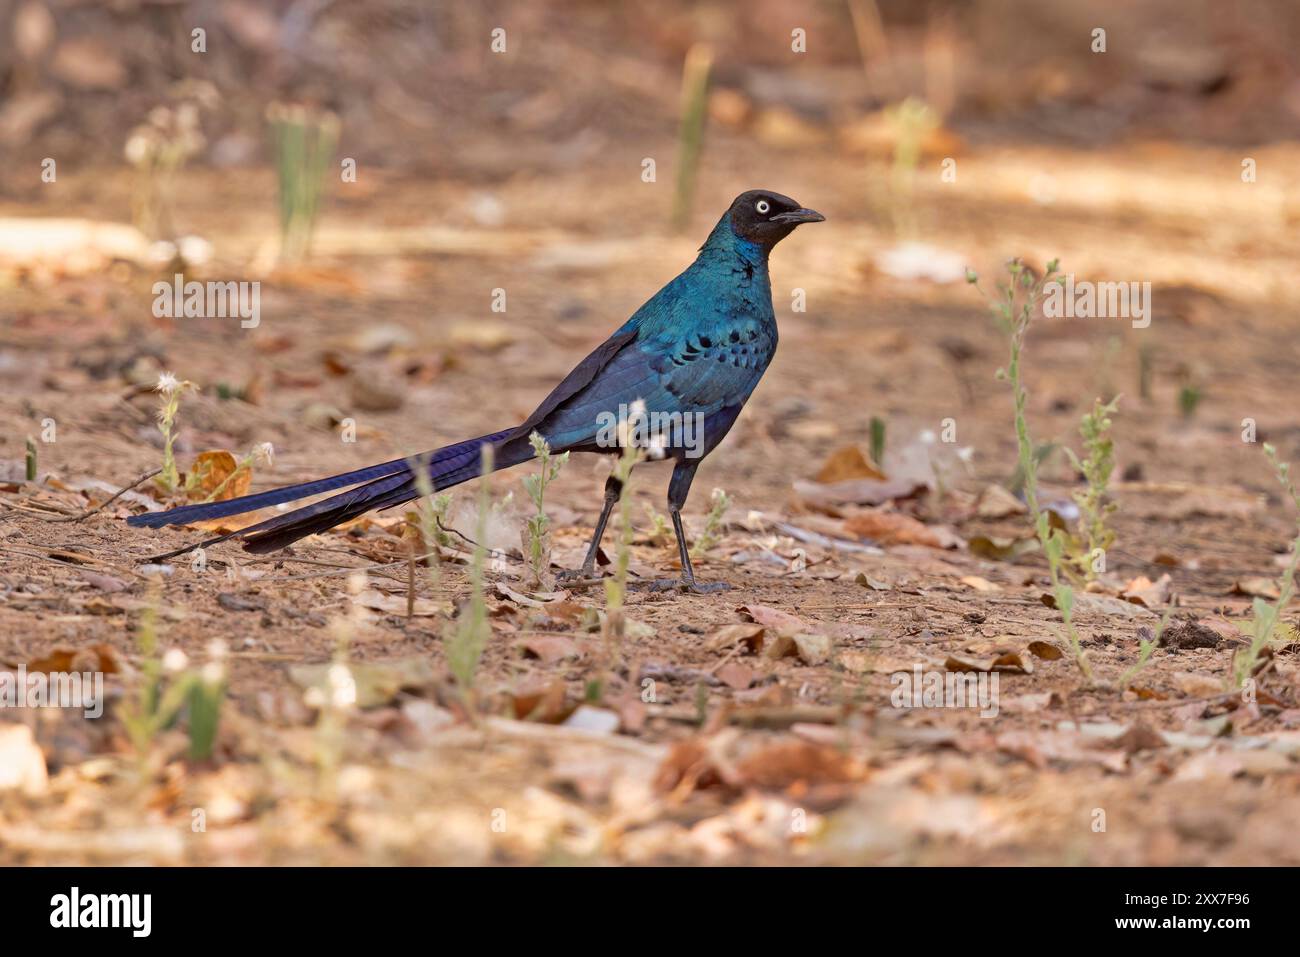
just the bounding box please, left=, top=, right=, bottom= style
left=698, top=217, right=771, bottom=287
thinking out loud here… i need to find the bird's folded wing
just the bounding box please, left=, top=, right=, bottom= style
left=535, top=324, right=773, bottom=448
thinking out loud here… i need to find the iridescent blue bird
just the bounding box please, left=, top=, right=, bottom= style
left=129, top=190, right=824, bottom=592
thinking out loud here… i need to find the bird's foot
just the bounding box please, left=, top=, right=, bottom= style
left=633, top=577, right=731, bottom=595
left=555, top=566, right=603, bottom=588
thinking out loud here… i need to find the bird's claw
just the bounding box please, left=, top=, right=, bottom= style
left=634, top=577, right=731, bottom=594
left=555, top=566, right=606, bottom=589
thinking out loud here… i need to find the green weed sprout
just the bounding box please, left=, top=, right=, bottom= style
left=1064, top=396, right=1120, bottom=582
left=1119, top=608, right=1173, bottom=690
left=602, top=402, right=649, bottom=667
left=124, top=99, right=207, bottom=240
left=268, top=103, right=339, bottom=263
left=153, top=373, right=196, bottom=494
left=522, top=431, right=569, bottom=589
left=885, top=96, right=937, bottom=237
left=120, top=592, right=227, bottom=765
left=446, top=445, right=493, bottom=697
left=300, top=572, right=365, bottom=794
left=1234, top=444, right=1300, bottom=688
left=605, top=440, right=642, bottom=620
left=405, top=452, right=453, bottom=592
left=869, top=416, right=887, bottom=469
left=672, top=43, right=713, bottom=231
left=969, top=258, right=1093, bottom=681
left=690, top=487, right=731, bottom=559
left=187, top=641, right=228, bottom=761
left=642, top=504, right=673, bottom=546
left=25, top=436, right=36, bottom=482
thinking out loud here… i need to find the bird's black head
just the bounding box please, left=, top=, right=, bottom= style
left=726, top=189, right=825, bottom=247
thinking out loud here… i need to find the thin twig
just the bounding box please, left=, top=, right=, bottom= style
left=41, top=468, right=163, bottom=523
left=0, top=544, right=147, bottom=580
left=435, top=516, right=522, bottom=564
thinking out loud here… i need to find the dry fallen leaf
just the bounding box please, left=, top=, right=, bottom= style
left=1170, top=672, right=1223, bottom=698
left=843, top=510, right=959, bottom=549
left=708, top=623, right=767, bottom=654
left=792, top=633, right=832, bottom=666
left=975, top=484, right=1026, bottom=518
left=0, top=725, right=48, bottom=796
left=735, top=739, right=866, bottom=790
left=517, top=635, right=581, bottom=664
left=738, top=605, right=809, bottom=639
left=352, top=588, right=445, bottom=617
left=289, top=658, right=436, bottom=709
left=995, top=729, right=1127, bottom=772
left=1043, top=591, right=1156, bottom=619
left=1121, top=573, right=1173, bottom=607
left=1027, top=640, right=1064, bottom=660
left=945, top=652, right=1033, bottom=675
left=793, top=476, right=926, bottom=510
left=959, top=575, right=1001, bottom=593
left=562, top=705, right=620, bottom=734
left=495, top=584, right=571, bottom=607
left=814, top=445, right=885, bottom=483
left=186, top=450, right=252, bottom=502
left=508, top=677, right=573, bottom=723
left=1229, top=578, right=1280, bottom=600
left=853, top=572, right=891, bottom=591
left=968, top=534, right=1037, bottom=561
left=715, top=662, right=756, bottom=690
left=26, top=643, right=121, bottom=675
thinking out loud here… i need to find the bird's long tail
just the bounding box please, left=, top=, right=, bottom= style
left=128, top=428, right=521, bottom=559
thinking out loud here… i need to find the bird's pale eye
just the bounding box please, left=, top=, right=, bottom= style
left=755, top=199, right=771, bottom=214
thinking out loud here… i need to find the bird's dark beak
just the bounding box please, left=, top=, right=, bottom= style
left=771, top=208, right=825, bottom=225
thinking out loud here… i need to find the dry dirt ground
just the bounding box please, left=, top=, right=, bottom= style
left=3, top=140, right=1300, bottom=865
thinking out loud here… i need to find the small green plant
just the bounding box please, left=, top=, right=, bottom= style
left=1137, top=342, right=1154, bottom=401
left=642, top=504, right=673, bottom=546
left=406, top=454, right=452, bottom=591
left=268, top=103, right=339, bottom=263
left=598, top=405, right=649, bottom=686
left=690, top=487, right=731, bottom=559
left=1064, top=396, right=1120, bottom=582
left=1178, top=384, right=1203, bottom=419
left=124, top=94, right=209, bottom=240
left=25, top=436, right=36, bottom=482
left=884, top=97, right=938, bottom=237
left=970, top=258, right=1093, bottom=681
left=604, top=440, right=642, bottom=623
left=300, top=572, right=366, bottom=793
left=1234, top=444, right=1300, bottom=688
left=671, top=43, right=713, bottom=231
left=120, top=592, right=228, bottom=765
left=1007, top=440, right=1056, bottom=498
left=445, top=445, right=493, bottom=698
left=521, top=432, right=569, bottom=589
left=153, top=373, right=197, bottom=494
left=869, top=416, right=887, bottom=469
left=1119, top=608, right=1173, bottom=690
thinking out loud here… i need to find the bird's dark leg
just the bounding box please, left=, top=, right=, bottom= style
left=643, top=461, right=730, bottom=594
left=557, top=473, right=623, bottom=581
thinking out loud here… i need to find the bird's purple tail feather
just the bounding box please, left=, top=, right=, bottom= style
left=130, top=428, right=518, bottom=559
